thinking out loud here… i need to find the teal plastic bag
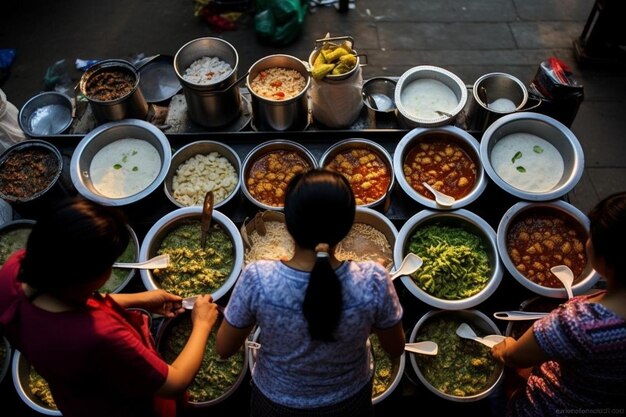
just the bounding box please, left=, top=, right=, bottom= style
left=255, top=0, right=306, bottom=46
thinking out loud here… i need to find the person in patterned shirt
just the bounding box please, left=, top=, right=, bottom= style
left=216, top=169, right=405, bottom=417
left=491, top=191, right=626, bottom=416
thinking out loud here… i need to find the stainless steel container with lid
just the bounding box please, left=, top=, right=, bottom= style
left=174, top=37, right=244, bottom=128
left=78, top=59, right=148, bottom=123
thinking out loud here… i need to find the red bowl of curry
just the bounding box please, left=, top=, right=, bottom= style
left=393, top=126, right=486, bottom=210
left=241, top=140, right=317, bottom=210
left=497, top=200, right=599, bottom=298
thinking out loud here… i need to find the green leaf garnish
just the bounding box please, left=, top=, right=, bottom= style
left=132, top=150, right=138, bottom=156
left=132, top=166, right=138, bottom=172
left=516, top=166, right=526, bottom=173
left=113, top=164, right=122, bottom=170
left=122, top=155, right=128, bottom=163
left=511, top=151, right=522, bottom=163
left=533, top=145, right=544, bottom=154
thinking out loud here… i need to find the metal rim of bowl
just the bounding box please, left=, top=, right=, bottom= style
left=69, top=119, right=172, bottom=207
left=394, top=65, right=468, bottom=127
left=18, top=92, right=73, bottom=136
left=407, top=309, right=504, bottom=402
left=0, top=140, right=64, bottom=203
left=319, top=138, right=395, bottom=209
left=480, top=112, right=585, bottom=201
left=392, top=126, right=487, bottom=210
left=0, top=336, right=10, bottom=385
left=173, top=37, right=239, bottom=89
left=240, top=139, right=318, bottom=211
left=472, top=72, right=528, bottom=112
left=12, top=350, right=62, bottom=416
left=163, top=140, right=242, bottom=209
left=497, top=199, right=599, bottom=298
left=246, top=54, right=312, bottom=103
left=156, top=312, right=249, bottom=407
left=394, top=209, right=503, bottom=310
left=139, top=206, right=244, bottom=302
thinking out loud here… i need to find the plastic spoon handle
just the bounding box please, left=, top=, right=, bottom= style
left=456, top=322, right=502, bottom=348
left=390, top=253, right=423, bottom=280
left=422, top=182, right=455, bottom=207
left=404, top=341, right=438, bottom=355
left=551, top=265, right=574, bottom=299
left=493, top=311, right=549, bottom=321
left=181, top=297, right=224, bottom=313
left=112, top=254, right=170, bottom=269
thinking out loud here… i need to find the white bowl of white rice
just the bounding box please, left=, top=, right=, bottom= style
left=480, top=112, right=584, bottom=201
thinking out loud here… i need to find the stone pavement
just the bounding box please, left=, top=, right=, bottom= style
left=1, top=0, right=625, bottom=415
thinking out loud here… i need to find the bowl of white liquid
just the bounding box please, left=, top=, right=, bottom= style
left=480, top=112, right=584, bottom=201
left=395, top=66, right=467, bottom=128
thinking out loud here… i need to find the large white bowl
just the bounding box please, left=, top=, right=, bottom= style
left=139, top=206, right=244, bottom=301
left=70, top=119, right=171, bottom=206
left=394, top=209, right=502, bottom=309
left=497, top=200, right=599, bottom=298
left=393, top=126, right=486, bottom=210
left=12, top=350, right=61, bottom=416
left=480, top=112, right=584, bottom=201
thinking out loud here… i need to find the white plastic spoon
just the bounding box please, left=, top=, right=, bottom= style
left=112, top=254, right=170, bottom=269
left=390, top=253, right=423, bottom=281
left=493, top=311, right=549, bottom=321
left=404, top=341, right=438, bottom=355
left=455, top=323, right=505, bottom=348
left=422, top=182, right=455, bottom=207
left=181, top=296, right=224, bottom=313
left=550, top=264, right=574, bottom=300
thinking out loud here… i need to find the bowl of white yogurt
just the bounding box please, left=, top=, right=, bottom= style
left=70, top=119, right=171, bottom=206
left=395, top=66, right=467, bottom=128
left=480, top=112, right=584, bottom=201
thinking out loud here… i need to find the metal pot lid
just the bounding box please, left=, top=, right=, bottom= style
left=137, top=55, right=182, bottom=103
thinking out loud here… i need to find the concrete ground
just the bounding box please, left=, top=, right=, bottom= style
left=1, top=0, right=625, bottom=416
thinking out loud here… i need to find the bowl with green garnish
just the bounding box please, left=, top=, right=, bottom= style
left=394, top=209, right=502, bottom=310
left=408, top=309, right=504, bottom=402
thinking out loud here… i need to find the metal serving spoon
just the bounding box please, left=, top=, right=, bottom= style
left=112, top=254, right=170, bottom=269
left=456, top=323, right=505, bottom=348
left=404, top=341, right=438, bottom=355
left=390, top=253, right=423, bottom=281
left=551, top=265, right=574, bottom=299
left=493, top=311, right=549, bottom=321
left=422, top=182, right=455, bottom=207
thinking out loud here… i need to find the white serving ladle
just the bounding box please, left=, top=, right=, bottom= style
left=493, top=311, right=549, bottom=321
left=112, top=254, right=170, bottom=269
left=550, top=265, right=574, bottom=299
left=455, top=323, right=506, bottom=348
left=422, top=182, right=455, bottom=207
left=390, top=253, right=423, bottom=281
left=404, top=341, right=438, bottom=355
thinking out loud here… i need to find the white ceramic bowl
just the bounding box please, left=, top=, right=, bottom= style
left=497, top=200, right=599, bottom=298
left=408, top=309, right=504, bottom=402
left=480, top=112, right=584, bottom=201
left=394, top=209, right=502, bottom=309
left=70, top=119, right=171, bottom=206
left=139, top=206, right=244, bottom=302
left=393, top=126, right=486, bottom=210
left=395, top=66, right=467, bottom=128
left=12, top=350, right=62, bottom=415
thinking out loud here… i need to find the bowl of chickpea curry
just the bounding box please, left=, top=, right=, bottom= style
left=393, top=126, right=486, bottom=210
left=497, top=200, right=599, bottom=298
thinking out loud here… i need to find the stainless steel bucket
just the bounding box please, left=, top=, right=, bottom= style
left=467, top=72, right=530, bottom=132
left=174, top=37, right=243, bottom=128
left=247, top=54, right=311, bottom=131
left=79, top=59, right=148, bottom=123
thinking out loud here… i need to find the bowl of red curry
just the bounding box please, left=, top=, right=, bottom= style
left=240, top=139, right=317, bottom=211
left=497, top=200, right=599, bottom=299
left=319, top=138, right=394, bottom=212
left=393, top=126, right=486, bottom=210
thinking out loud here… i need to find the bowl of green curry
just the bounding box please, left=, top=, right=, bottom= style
left=139, top=206, right=244, bottom=300
left=100, top=224, right=139, bottom=294
left=394, top=209, right=502, bottom=310
left=408, top=309, right=504, bottom=402
left=0, top=219, right=36, bottom=266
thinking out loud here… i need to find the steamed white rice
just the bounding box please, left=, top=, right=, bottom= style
left=183, top=56, right=233, bottom=85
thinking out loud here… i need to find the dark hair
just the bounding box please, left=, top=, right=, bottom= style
left=588, top=191, right=626, bottom=285
left=284, top=169, right=355, bottom=342
left=18, top=197, right=129, bottom=292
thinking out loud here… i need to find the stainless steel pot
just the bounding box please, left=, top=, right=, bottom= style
left=78, top=59, right=148, bottom=123
left=247, top=55, right=311, bottom=131
left=174, top=37, right=243, bottom=128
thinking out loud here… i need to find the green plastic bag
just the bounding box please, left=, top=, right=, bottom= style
left=255, top=0, right=307, bottom=46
